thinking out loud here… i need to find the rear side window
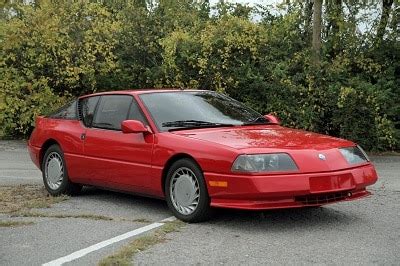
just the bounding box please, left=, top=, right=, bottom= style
left=79, top=96, right=100, bottom=127
left=49, top=100, right=77, bottom=120
left=92, top=95, right=132, bottom=130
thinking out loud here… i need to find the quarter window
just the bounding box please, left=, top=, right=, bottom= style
left=92, top=95, right=132, bottom=130
left=49, top=100, right=77, bottom=120
left=128, top=100, right=147, bottom=125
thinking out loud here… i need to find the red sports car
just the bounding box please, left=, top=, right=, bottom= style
left=28, top=90, right=378, bottom=222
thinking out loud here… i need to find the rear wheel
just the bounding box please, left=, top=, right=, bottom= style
left=42, top=144, right=81, bottom=196
left=165, top=158, right=212, bottom=222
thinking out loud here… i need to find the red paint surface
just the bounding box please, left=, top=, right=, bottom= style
left=28, top=90, right=378, bottom=209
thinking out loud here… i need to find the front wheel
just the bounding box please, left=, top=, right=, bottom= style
left=42, top=144, right=82, bottom=196
left=165, top=159, right=212, bottom=222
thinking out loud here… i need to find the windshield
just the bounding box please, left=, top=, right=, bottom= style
left=139, top=91, right=266, bottom=131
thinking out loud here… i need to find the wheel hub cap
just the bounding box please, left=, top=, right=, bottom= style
left=45, top=152, right=64, bottom=190
left=170, top=167, right=200, bottom=215
left=174, top=175, right=195, bottom=206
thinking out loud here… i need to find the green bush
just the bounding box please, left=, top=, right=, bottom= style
left=0, top=73, right=66, bottom=137
left=0, top=2, right=120, bottom=137
left=0, top=1, right=398, bottom=151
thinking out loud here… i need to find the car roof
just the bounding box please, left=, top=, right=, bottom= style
left=78, top=89, right=210, bottom=99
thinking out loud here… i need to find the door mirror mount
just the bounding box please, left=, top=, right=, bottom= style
left=121, top=120, right=150, bottom=134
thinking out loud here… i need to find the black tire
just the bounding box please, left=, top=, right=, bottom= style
left=165, top=158, right=212, bottom=223
left=41, top=144, right=82, bottom=196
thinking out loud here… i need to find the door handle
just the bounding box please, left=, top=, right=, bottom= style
left=80, top=133, right=86, bottom=140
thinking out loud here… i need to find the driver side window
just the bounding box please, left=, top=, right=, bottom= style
left=92, top=95, right=132, bottom=131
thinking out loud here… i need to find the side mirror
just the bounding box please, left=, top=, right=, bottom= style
left=264, top=114, right=280, bottom=125
left=121, top=120, right=150, bottom=134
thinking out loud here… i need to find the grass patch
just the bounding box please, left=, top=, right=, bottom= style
left=0, top=220, right=34, bottom=227
left=0, top=185, right=69, bottom=214
left=10, top=211, right=113, bottom=221
left=11, top=210, right=152, bottom=223
left=121, top=218, right=152, bottom=224
left=1, top=185, right=152, bottom=226
left=98, top=220, right=185, bottom=266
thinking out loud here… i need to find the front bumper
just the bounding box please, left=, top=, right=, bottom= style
left=204, top=164, right=377, bottom=210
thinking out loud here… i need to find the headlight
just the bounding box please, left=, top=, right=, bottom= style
left=231, top=153, right=298, bottom=173
left=339, top=145, right=369, bottom=164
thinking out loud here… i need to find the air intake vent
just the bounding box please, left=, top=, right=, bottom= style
left=295, top=191, right=351, bottom=205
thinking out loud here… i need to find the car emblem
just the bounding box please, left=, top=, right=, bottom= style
left=318, top=154, right=326, bottom=160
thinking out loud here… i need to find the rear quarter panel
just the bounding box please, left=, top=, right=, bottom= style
left=29, top=117, right=84, bottom=181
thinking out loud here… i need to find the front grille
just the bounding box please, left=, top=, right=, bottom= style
left=295, top=191, right=351, bottom=205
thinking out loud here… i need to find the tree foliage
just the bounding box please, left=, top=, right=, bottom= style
left=0, top=0, right=399, bottom=151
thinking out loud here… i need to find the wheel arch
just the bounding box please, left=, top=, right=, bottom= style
left=39, top=138, right=60, bottom=170
left=161, top=153, right=202, bottom=196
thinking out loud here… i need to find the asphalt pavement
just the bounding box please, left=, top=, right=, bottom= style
left=0, top=141, right=399, bottom=265
left=0, top=140, right=42, bottom=185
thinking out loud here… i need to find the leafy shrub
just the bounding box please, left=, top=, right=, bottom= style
left=0, top=1, right=398, bottom=151
left=0, top=73, right=66, bottom=137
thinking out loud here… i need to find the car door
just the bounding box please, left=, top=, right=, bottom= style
left=82, top=94, right=154, bottom=192
left=71, top=95, right=100, bottom=183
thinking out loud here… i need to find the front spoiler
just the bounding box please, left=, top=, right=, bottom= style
left=210, top=189, right=371, bottom=210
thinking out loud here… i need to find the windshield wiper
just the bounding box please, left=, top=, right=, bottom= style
left=162, top=120, right=234, bottom=130
left=242, top=116, right=271, bottom=126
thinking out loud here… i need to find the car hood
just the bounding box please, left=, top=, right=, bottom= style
left=172, top=125, right=359, bottom=172
left=172, top=125, right=353, bottom=150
